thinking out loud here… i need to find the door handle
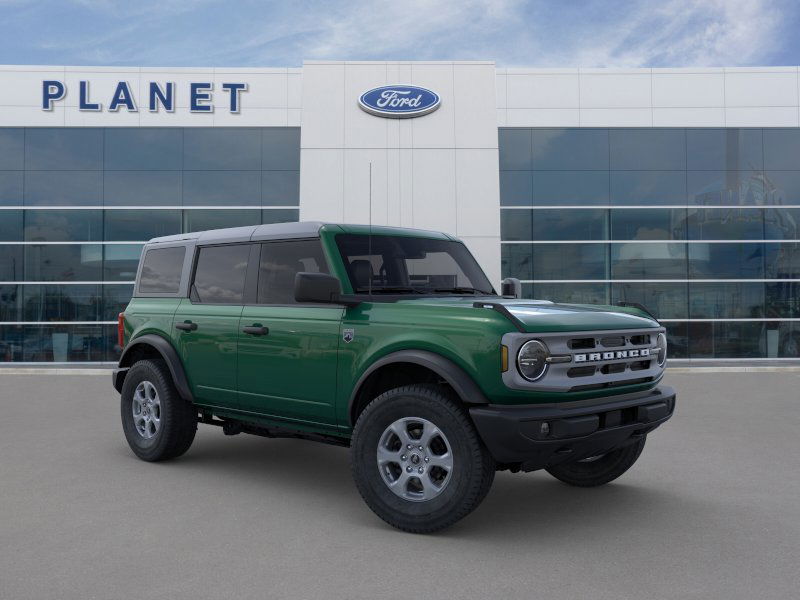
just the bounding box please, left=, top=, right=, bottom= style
left=175, top=321, right=198, bottom=332
left=242, top=325, right=269, bottom=336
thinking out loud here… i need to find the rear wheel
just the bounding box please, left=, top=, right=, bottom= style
left=351, top=385, right=495, bottom=533
left=545, top=436, right=646, bottom=487
left=120, top=359, right=197, bottom=462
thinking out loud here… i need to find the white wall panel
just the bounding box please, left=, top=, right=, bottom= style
left=410, top=63, right=456, bottom=149
left=506, top=108, right=579, bottom=127
left=506, top=72, right=580, bottom=108
left=411, top=149, right=457, bottom=234
left=343, top=63, right=389, bottom=149
left=454, top=63, right=498, bottom=148
left=724, top=70, right=798, bottom=107
left=652, top=107, right=725, bottom=127
left=652, top=72, right=724, bottom=107
left=579, top=72, right=651, bottom=108
left=298, top=149, right=344, bottom=222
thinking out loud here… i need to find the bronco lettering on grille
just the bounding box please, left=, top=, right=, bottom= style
left=574, top=348, right=651, bottom=362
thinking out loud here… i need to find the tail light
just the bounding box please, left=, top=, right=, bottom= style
left=117, top=312, right=125, bottom=348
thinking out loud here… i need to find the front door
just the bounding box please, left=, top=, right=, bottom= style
left=237, top=239, right=343, bottom=426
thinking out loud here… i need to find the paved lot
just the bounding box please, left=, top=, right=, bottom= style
left=1, top=371, right=798, bottom=600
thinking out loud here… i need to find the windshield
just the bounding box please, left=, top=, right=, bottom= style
left=335, top=234, right=495, bottom=295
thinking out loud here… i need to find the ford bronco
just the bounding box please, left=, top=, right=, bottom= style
left=113, top=222, right=675, bottom=533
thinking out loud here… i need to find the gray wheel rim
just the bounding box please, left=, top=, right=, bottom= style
left=132, top=380, right=161, bottom=440
left=377, top=417, right=454, bottom=502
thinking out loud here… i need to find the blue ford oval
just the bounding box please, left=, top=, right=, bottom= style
left=358, top=85, right=440, bottom=118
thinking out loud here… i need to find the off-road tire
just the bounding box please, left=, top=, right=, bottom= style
left=545, top=436, right=646, bottom=487
left=120, top=359, right=197, bottom=462
left=351, top=384, right=495, bottom=533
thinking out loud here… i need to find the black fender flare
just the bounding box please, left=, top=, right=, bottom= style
left=113, top=334, right=194, bottom=403
left=348, top=349, right=489, bottom=425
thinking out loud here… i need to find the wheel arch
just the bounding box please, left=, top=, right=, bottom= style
left=114, top=334, right=194, bottom=403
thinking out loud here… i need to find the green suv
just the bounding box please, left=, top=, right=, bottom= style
left=113, top=222, right=675, bottom=533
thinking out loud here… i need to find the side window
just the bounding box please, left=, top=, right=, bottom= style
left=192, top=244, right=250, bottom=304
left=258, top=239, right=329, bottom=304
left=138, top=246, right=185, bottom=294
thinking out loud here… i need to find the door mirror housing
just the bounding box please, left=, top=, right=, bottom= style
left=501, top=277, right=522, bottom=298
left=295, top=272, right=359, bottom=306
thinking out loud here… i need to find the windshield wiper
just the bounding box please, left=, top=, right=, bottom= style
left=433, top=287, right=492, bottom=295
left=354, top=286, right=426, bottom=294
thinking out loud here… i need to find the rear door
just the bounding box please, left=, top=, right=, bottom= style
left=237, top=239, right=343, bottom=426
left=173, top=243, right=254, bottom=409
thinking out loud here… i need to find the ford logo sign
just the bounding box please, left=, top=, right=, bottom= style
left=358, top=85, right=440, bottom=118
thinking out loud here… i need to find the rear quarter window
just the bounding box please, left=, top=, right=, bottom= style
left=138, top=246, right=185, bottom=294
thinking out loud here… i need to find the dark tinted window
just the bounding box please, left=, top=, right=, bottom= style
left=104, top=128, right=182, bottom=170
left=610, top=129, right=685, bottom=170
left=23, top=284, right=101, bottom=321
left=531, top=282, right=609, bottom=305
left=0, top=209, right=22, bottom=241
left=499, top=172, right=533, bottom=206
left=501, top=209, right=607, bottom=241
left=104, top=171, right=182, bottom=206
left=24, top=171, right=103, bottom=206
left=611, top=171, right=686, bottom=205
left=611, top=282, right=688, bottom=320
left=105, top=210, right=181, bottom=241
left=24, top=244, right=103, bottom=281
left=192, top=244, right=249, bottom=303
left=262, top=171, right=300, bottom=206
left=611, top=243, right=687, bottom=279
left=25, top=210, right=102, bottom=242
left=533, top=129, right=609, bottom=170
left=183, top=171, right=260, bottom=206
left=0, top=129, right=24, bottom=169
left=611, top=208, right=687, bottom=240
left=183, top=129, right=261, bottom=170
left=531, top=243, right=607, bottom=280
left=183, top=209, right=260, bottom=233
left=105, top=244, right=143, bottom=281
left=763, top=129, right=800, bottom=170
left=533, top=171, right=609, bottom=205
left=139, top=247, right=185, bottom=294
left=25, top=128, right=103, bottom=170
left=0, top=170, right=23, bottom=205
left=686, top=129, right=763, bottom=171
left=498, top=129, right=531, bottom=170
left=258, top=240, right=329, bottom=304
left=262, top=208, right=300, bottom=224
left=262, top=128, right=300, bottom=170
left=0, top=285, right=21, bottom=321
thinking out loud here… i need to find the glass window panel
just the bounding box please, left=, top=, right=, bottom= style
left=262, top=170, right=299, bottom=206
left=183, top=128, right=261, bottom=170
left=766, top=282, right=800, bottom=318
left=0, top=209, right=23, bottom=241
left=25, top=171, right=103, bottom=206
left=102, top=284, right=134, bottom=321
left=104, top=128, right=182, bottom=170
left=24, top=210, right=102, bottom=242
left=611, top=171, right=686, bottom=205
left=533, top=243, right=608, bottom=280
left=501, top=244, right=533, bottom=280
left=192, top=244, right=250, bottom=304
left=532, top=129, right=609, bottom=170
left=0, top=246, right=23, bottom=281
left=0, top=325, right=24, bottom=361
left=499, top=171, right=532, bottom=206
left=688, top=282, right=765, bottom=319
left=611, top=243, right=687, bottom=279
left=104, top=244, right=143, bottom=281
left=183, top=209, right=261, bottom=233
left=765, top=242, right=800, bottom=279
left=104, top=171, right=182, bottom=207
left=764, top=170, right=800, bottom=204
left=686, top=128, right=763, bottom=171
left=0, top=285, right=21, bottom=321
left=531, top=209, right=608, bottom=241
left=498, top=129, right=532, bottom=170
left=687, top=207, right=764, bottom=240
left=25, top=128, right=103, bottom=170
left=773, top=322, right=800, bottom=357
left=610, top=129, right=685, bottom=170
left=0, top=129, right=24, bottom=170
left=0, top=170, right=23, bottom=205
left=105, top=209, right=181, bottom=241
left=261, top=208, right=299, bottom=224
left=22, top=324, right=106, bottom=362
left=183, top=171, right=260, bottom=206
left=500, top=210, right=531, bottom=241
left=689, top=321, right=765, bottom=358
left=532, top=171, right=609, bottom=206
left=262, top=128, right=300, bottom=170
left=689, top=242, right=764, bottom=279
left=138, top=247, right=184, bottom=293
left=764, top=129, right=800, bottom=170
left=664, top=322, right=688, bottom=359
left=105, top=323, right=123, bottom=362
left=611, top=282, right=688, bottom=320
left=531, top=282, right=609, bottom=305
left=258, top=240, right=329, bottom=304
left=611, top=208, right=687, bottom=240
left=22, top=284, right=101, bottom=321
left=688, top=170, right=770, bottom=205
left=25, top=244, right=103, bottom=281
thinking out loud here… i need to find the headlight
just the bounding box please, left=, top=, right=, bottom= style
left=517, top=340, right=549, bottom=381
left=655, top=332, right=667, bottom=366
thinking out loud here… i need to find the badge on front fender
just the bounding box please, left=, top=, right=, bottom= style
left=343, top=328, right=355, bottom=343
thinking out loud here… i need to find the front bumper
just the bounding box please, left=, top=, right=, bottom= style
left=469, top=386, right=675, bottom=472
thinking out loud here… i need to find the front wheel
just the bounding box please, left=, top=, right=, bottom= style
left=545, top=436, right=646, bottom=487
left=350, top=385, right=495, bottom=533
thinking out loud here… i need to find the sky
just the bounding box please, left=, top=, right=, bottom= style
left=0, top=0, right=798, bottom=68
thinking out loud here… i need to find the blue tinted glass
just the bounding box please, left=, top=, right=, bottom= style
left=261, top=208, right=299, bottom=224
left=500, top=171, right=532, bottom=206
left=0, top=285, right=21, bottom=321
left=183, top=209, right=261, bottom=232
left=688, top=282, right=765, bottom=319
left=611, top=282, right=688, bottom=319
left=687, top=129, right=763, bottom=171
left=498, top=129, right=531, bottom=170
left=104, top=128, right=182, bottom=170
left=764, top=170, right=800, bottom=204
left=532, top=282, right=609, bottom=304
left=611, top=208, right=687, bottom=240
left=22, top=324, right=105, bottom=362
left=183, top=171, right=260, bottom=205
left=533, top=129, right=608, bottom=170
left=25, top=244, right=103, bottom=281
left=104, top=244, right=143, bottom=281
left=0, top=325, right=24, bottom=359
left=765, top=242, right=800, bottom=278
left=664, top=322, right=689, bottom=358
left=611, top=171, right=686, bottom=205
left=533, top=209, right=607, bottom=241
left=0, top=171, right=23, bottom=205
left=105, top=209, right=181, bottom=241
left=533, top=243, right=607, bottom=280
left=687, top=208, right=764, bottom=240
left=689, top=322, right=765, bottom=358
left=766, top=283, right=800, bottom=317
left=262, top=170, right=299, bottom=206
left=22, top=284, right=101, bottom=321
left=688, top=170, right=771, bottom=205
left=183, top=128, right=261, bottom=170
left=24, top=209, right=102, bottom=241
left=262, top=128, right=300, bottom=170
left=102, top=284, right=134, bottom=321
left=25, top=171, right=103, bottom=206
left=773, top=322, right=800, bottom=357
left=104, top=171, right=182, bottom=206
left=611, top=243, right=687, bottom=279
left=0, top=210, right=22, bottom=241
left=501, top=210, right=531, bottom=241
left=0, top=246, right=23, bottom=280
left=0, top=129, right=24, bottom=169
left=763, top=129, right=800, bottom=170
left=533, top=171, right=609, bottom=205
left=25, top=128, right=103, bottom=170
left=610, top=129, right=685, bottom=170
left=105, top=324, right=123, bottom=361
left=689, top=243, right=764, bottom=279
left=502, top=244, right=532, bottom=280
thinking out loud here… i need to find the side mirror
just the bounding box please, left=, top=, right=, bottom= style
left=295, top=272, right=343, bottom=303
left=501, top=277, right=522, bottom=298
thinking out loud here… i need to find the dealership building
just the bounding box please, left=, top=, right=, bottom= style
left=1, top=60, right=799, bottom=363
